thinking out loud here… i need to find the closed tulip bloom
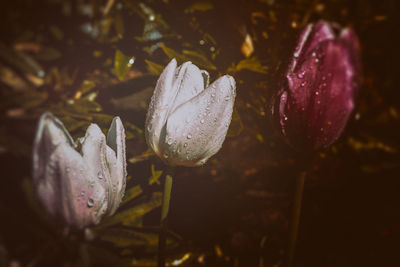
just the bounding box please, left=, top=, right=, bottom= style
left=272, top=20, right=361, bottom=151
left=146, top=59, right=236, bottom=167
left=32, top=112, right=127, bottom=229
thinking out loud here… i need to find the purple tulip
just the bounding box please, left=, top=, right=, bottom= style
left=272, top=20, right=362, bottom=151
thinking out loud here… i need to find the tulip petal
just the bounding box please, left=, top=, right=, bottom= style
left=106, top=116, right=127, bottom=215
left=281, top=23, right=360, bottom=150
left=161, top=75, right=236, bottom=166
left=80, top=124, right=114, bottom=215
left=33, top=112, right=74, bottom=185
left=145, top=58, right=178, bottom=155
left=32, top=113, right=108, bottom=228
left=51, top=143, right=108, bottom=228
left=306, top=40, right=359, bottom=149
left=170, top=62, right=208, bottom=113
left=290, top=21, right=335, bottom=73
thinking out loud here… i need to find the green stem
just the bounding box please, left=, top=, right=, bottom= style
left=285, top=171, right=306, bottom=267
left=158, top=174, right=173, bottom=267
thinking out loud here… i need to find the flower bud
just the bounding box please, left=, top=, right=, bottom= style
left=272, top=20, right=362, bottom=151
left=32, top=112, right=126, bottom=229
left=145, top=59, right=236, bottom=166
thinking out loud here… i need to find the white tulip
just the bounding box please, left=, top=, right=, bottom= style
left=32, top=112, right=126, bottom=229
left=145, top=59, right=236, bottom=167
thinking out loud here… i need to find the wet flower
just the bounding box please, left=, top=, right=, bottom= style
left=145, top=59, right=236, bottom=166
left=32, top=112, right=127, bottom=229
left=272, top=20, right=361, bottom=151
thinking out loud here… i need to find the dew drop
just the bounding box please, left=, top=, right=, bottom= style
left=225, top=96, right=230, bottom=101
left=211, top=93, right=216, bottom=97
left=301, top=82, right=306, bottom=87
left=187, top=134, right=192, bottom=139
left=97, top=171, right=103, bottom=179
left=167, top=138, right=173, bottom=145
left=163, top=153, right=169, bottom=159
left=200, top=119, right=205, bottom=124
left=147, top=123, right=153, bottom=132
left=87, top=198, right=94, bottom=208
left=315, top=91, right=319, bottom=95
left=81, top=191, right=85, bottom=196
left=184, top=143, right=188, bottom=147
left=284, top=116, right=288, bottom=121
left=297, top=72, right=305, bottom=79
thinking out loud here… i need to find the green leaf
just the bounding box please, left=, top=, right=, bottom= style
left=145, top=60, right=164, bottom=75
left=121, top=185, right=143, bottom=206
left=100, top=192, right=162, bottom=228
left=149, top=164, right=162, bottom=185
left=65, top=98, right=102, bottom=114
left=160, top=44, right=216, bottom=70
left=227, top=108, right=243, bottom=137
left=228, top=56, right=268, bottom=74
left=128, top=148, right=155, bottom=164
left=185, top=1, right=214, bottom=13
left=79, top=80, right=96, bottom=95
left=99, top=227, right=178, bottom=253
left=114, top=49, right=135, bottom=81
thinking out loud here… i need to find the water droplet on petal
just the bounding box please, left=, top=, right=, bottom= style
left=200, top=119, right=205, bottom=124
left=167, top=138, right=173, bottom=145
left=301, top=82, right=306, bottom=87
left=297, top=71, right=305, bottom=79
left=97, top=171, right=103, bottom=179
left=187, top=134, right=192, bottom=139
left=184, top=143, right=188, bottom=147
left=163, top=153, right=169, bottom=159
left=87, top=198, right=94, bottom=208
left=81, top=191, right=85, bottom=196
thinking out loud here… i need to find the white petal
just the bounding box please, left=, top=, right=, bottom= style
left=106, top=116, right=126, bottom=215
left=32, top=113, right=107, bottom=228
left=33, top=112, right=74, bottom=185
left=161, top=75, right=236, bottom=166
left=145, top=58, right=178, bottom=156
left=80, top=124, right=113, bottom=216
left=170, top=62, right=207, bottom=113
left=52, top=143, right=108, bottom=228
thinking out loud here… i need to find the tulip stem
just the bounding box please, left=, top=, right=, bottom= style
left=285, top=171, right=306, bottom=267
left=158, top=174, right=173, bottom=267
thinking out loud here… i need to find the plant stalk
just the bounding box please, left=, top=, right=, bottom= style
left=285, top=171, right=306, bottom=267
left=157, top=174, right=173, bottom=267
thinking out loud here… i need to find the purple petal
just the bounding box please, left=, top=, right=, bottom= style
left=278, top=21, right=361, bottom=151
